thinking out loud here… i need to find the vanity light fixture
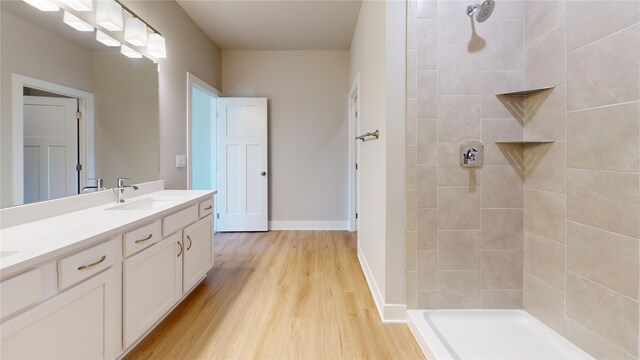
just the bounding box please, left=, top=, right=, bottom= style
left=96, top=0, right=123, bottom=31
left=124, top=17, right=147, bottom=47
left=59, top=0, right=92, bottom=11
left=120, top=44, right=142, bottom=58
left=147, top=33, right=166, bottom=59
left=63, top=11, right=94, bottom=32
left=96, top=30, right=120, bottom=47
left=22, top=0, right=59, bottom=11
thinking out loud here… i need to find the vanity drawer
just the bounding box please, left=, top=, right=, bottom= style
left=1, top=263, right=56, bottom=320
left=163, top=205, right=198, bottom=237
left=58, top=238, right=117, bottom=290
left=123, top=220, right=162, bottom=257
left=199, top=198, right=214, bottom=218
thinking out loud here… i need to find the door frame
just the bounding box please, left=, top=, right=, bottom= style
left=348, top=74, right=360, bottom=233
left=185, top=72, right=222, bottom=190
left=11, top=73, right=94, bottom=206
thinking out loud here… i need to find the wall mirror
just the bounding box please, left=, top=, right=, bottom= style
left=1, top=0, right=160, bottom=208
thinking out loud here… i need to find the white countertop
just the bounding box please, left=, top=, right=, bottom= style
left=0, top=189, right=216, bottom=280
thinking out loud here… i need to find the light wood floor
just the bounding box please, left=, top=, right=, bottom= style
left=125, top=231, right=424, bottom=359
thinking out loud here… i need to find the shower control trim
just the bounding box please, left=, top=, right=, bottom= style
left=459, top=140, right=484, bottom=168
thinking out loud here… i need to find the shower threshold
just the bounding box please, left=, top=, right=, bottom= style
left=407, top=310, right=593, bottom=360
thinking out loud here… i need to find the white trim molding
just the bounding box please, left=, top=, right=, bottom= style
left=357, top=246, right=407, bottom=323
left=268, top=221, right=349, bottom=231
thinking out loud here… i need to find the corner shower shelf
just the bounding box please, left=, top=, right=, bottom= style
left=495, top=140, right=555, bottom=145
left=496, top=86, right=555, bottom=97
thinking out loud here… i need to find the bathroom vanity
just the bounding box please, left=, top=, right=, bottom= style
left=0, top=181, right=216, bottom=359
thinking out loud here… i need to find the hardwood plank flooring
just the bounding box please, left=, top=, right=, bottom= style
left=125, top=231, right=424, bottom=359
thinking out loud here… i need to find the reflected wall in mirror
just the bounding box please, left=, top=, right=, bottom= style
left=0, top=1, right=159, bottom=208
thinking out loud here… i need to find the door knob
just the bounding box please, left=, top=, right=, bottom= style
left=261, top=171, right=267, bottom=176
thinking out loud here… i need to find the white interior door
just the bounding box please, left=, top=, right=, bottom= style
left=23, top=96, right=78, bottom=204
left=217, top=98, right=268, bottom=232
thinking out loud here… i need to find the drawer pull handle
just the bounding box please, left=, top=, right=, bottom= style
left=204, top=205, right=213, bottom=210
left=77, top=256, right=107, bottom=271
left=135, top=234, right=153, bottom=244
left=177, top=241, right=183, bottom=257
left=186, top=236, right=192, bottom=251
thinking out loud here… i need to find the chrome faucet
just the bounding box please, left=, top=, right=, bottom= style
left=82, top=177, right=106, bottom=193
left=113, top=178, right=139, bottom=203
left=463, top=148, right=478, bottom=164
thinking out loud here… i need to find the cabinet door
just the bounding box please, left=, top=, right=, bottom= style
left=1, top=268, right=118, bottom=360
left=123, top=233, right=182, bottom=348
left=183, top=215, right=214, bottom=292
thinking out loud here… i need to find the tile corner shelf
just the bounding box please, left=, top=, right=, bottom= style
left=495, top=86, right=555, bottom=97
left=495, top=140, right=555, bottom=145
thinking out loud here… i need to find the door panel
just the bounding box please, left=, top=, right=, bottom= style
left=183, top=216, right=213, bottom=292
left=23, top=96, right=78, bottom=204
left=217, top=98, right=268, bottom=232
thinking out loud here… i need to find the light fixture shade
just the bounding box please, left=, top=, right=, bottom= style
left=96, top=0, right=123, bottom=31
left=96, top=30, right=120, bottom=47
left=120, top=45, right=142, bottom=58
left=124, top=17, right=147, bottom=47
left=63, top=11, right=94, bottom=31
left=60, top=0, right=92, bottom=11
left=147, top=33, right=166, bottom=59
left=22, top=0, right=59, bottom=11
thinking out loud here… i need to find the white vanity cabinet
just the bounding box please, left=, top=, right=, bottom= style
left=123, top=232, right=182, bottom=348
left=1, top=267, right=118, bottom=360
left=183, top=215, right=214, bottom=292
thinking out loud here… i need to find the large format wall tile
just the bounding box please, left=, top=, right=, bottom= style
left=565, top=318, right=637, bottom=360
left=417, top=119, right=437, bottom=165
left=525, top=26, right=566, bottom=89
left=437, top=95, right=481, bottom=141
left=524, top=189, right=567, bottom=243
left=481, top=165, right=523, bottom=208
left=416, top=0, right=437, bottom=20
left=481, top=70, right=525, bottom=118
left=406, top=98, right=417, bottom=147
left=417, top=290, right=439, bottom=309
left=480, top=20, right=524, bottom=71
left=438, top=230, right=481, bottom=270
left=566, top=272, right=639, bottom=356
left=567, top=25, right=640, bottom=111
left=417, top=19, right=437, bottom=70
left=438, top=142, right=479, bottom=187
left=523, top=273, right=565, bottom=333
left=481, top=209, right=523, bottom=251
left=524, top=231, right=565, bottom=291
left=524, top=142, right=565, bottom=194
left=407, top=231, right=417, bottom=272
left=437, top=188, right=481, bottom=230
left=524, top=0, right=565, bottom=44
left=524, top=86, right=566, bottom=141
left=417, top=208, right=437, bottom=250
left=481, top=290, right=523, bottom=309
left=438, top=270, right=482, bottom=308
left=567, top=169, right=640, bottom=239
left=567, top=102, right=640, bottom=172
left=481, top=119, right=523, bottom=165
left=567, top=221, right=639, bottom=299
left=438, top=45, right=481, bottom=95
left=417, top=70, right=438, bottom=117
left=417, top=164, right=437, bottom=208
left=566, top=0, right=640, bottom=51
left=417, top=250, right=438, bottom=290
left=481, top=251, right=523, bottom=289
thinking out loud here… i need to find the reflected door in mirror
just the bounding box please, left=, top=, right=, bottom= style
left=23, top=96, right=78, bottom=204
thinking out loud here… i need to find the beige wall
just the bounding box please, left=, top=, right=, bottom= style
left=522, top=1, right=639, bottom=359
left=0, top=9, right=93, bottom=207
left=93, top=51, right=159, bottom=187
left=406, top=0, right=526, bottom=309
left=351, top=0, right=407, bottom=314
left=122, top=0, right=222, bottom=190
left=221, top=50, right=349, bottom=224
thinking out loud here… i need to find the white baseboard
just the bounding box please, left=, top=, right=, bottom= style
left=269, top=221, right=349, bottom=230
left=357, top=247, right=407, bottom=323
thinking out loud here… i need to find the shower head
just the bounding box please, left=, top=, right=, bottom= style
left=466, top=0, right=495, bottom=22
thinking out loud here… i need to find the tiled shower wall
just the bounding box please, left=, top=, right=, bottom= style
left=406, top=0, right=640, bottom=358
left=522, top=1, right=640, bottom=359
left=405, top=0, right=526, bottom=309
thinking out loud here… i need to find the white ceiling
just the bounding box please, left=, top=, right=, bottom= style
left=176, top=0, right=363, bottom=50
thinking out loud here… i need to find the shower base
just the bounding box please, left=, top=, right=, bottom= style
left=407, top=310, right=592, bottom=360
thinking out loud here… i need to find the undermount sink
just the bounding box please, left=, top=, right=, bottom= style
left=0, top=250, right=18, bottom=259
left=106, top=198, right=176, bottom=211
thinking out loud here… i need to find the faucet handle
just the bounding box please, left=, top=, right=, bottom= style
left=89, top=177, right=105, bottom=190
left=116, top=177, right=132, bottom=187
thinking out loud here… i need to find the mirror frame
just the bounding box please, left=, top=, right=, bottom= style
left=10, top=73, right=95, bottom=206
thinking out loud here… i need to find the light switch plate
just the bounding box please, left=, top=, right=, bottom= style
left=176, top=155, right=187, bottom=168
